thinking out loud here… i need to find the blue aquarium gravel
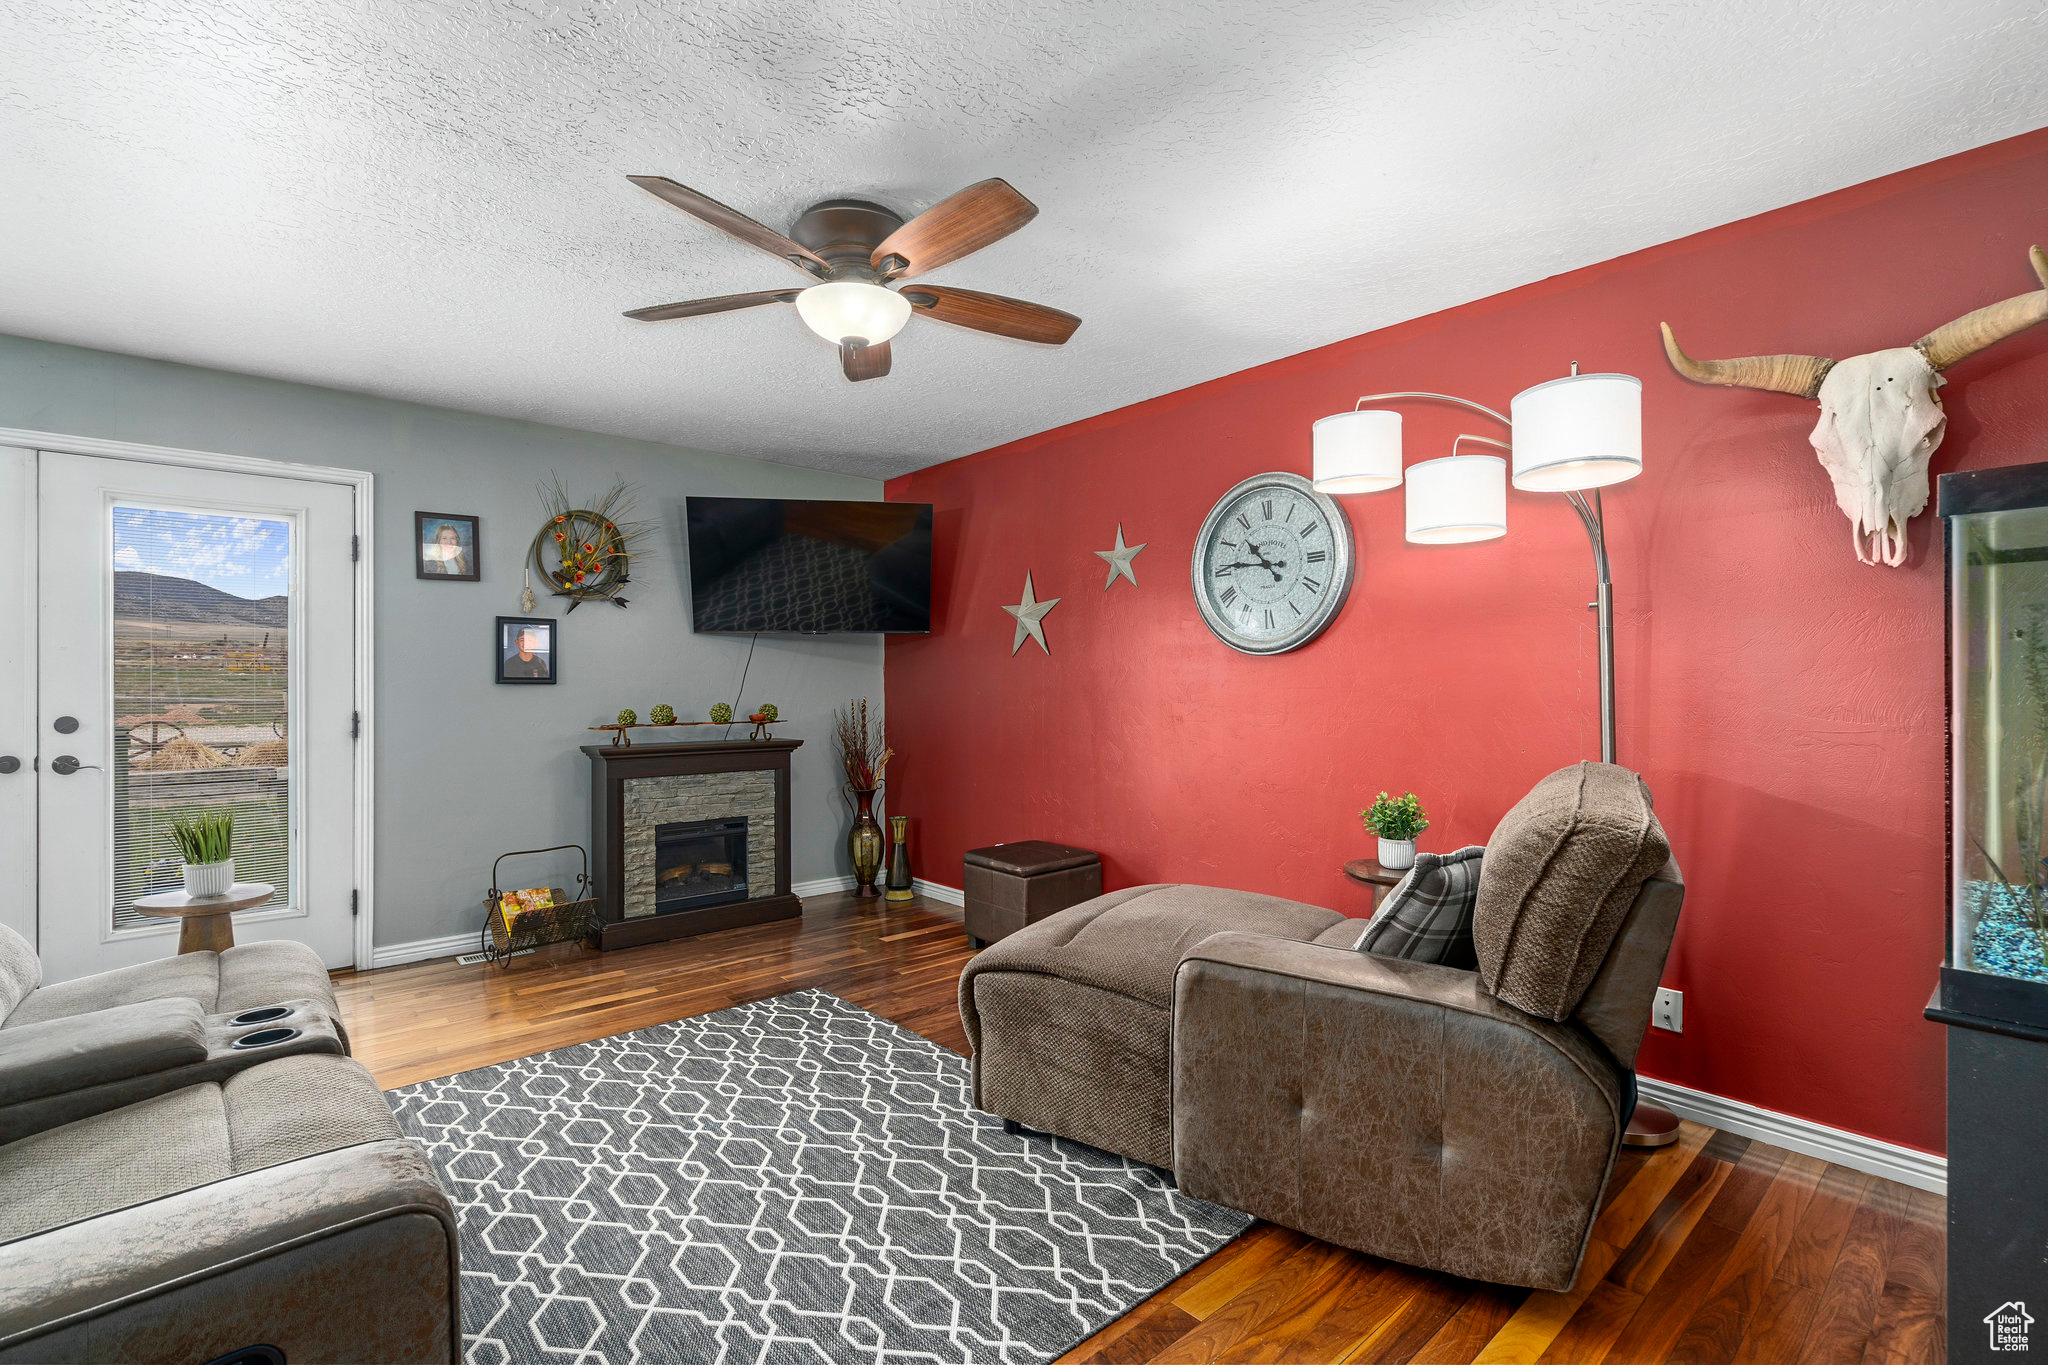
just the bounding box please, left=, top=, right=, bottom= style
left=1967, top=880, right=2048, bottom=982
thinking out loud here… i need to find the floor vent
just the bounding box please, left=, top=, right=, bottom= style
left=455, top=948, right=534, bottom=966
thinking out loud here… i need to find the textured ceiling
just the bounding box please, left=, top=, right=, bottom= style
left=3, top=1, right=2045, bottom=479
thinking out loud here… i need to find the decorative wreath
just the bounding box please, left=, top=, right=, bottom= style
left=527, top=476, right=652, bottom=611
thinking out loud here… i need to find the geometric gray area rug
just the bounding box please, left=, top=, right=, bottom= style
left=388, top=988, right=1251, bottom=1364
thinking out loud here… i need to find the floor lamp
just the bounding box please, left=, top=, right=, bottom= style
left=1311, top=366, right=1679, bottom=1148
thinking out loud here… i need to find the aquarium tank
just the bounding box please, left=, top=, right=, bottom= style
left=1945, top=462, right=2048, bottom=998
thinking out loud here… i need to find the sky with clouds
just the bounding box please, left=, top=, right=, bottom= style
left=113, top=506, right=290, bottom=600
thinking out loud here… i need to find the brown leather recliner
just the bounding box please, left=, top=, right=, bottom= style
left=961, top=762, right=1682, bottom=1293
left=1172, top=854, right=1682, bottom=1292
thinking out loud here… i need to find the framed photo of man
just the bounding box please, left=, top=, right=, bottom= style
left=495, top=616, right=557, bottom=685
left=416, top=511, right=480, bottom=581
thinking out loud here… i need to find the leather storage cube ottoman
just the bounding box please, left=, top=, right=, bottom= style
left=963, top=841, right=1102, bottom=948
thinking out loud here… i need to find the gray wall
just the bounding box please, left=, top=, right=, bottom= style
left=0, top=335, right=884, bottom=952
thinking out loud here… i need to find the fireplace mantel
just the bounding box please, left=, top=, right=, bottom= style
left=583, top=739, right=804, bottom=949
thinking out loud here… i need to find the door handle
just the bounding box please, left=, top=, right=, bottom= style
left=0, top=756, right=17, bottom=774
left=50, top=755, right=101, bottom=775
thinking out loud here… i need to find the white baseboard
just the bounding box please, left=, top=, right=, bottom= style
left=1636, top=1075, right=1946, bottom=1195
left=368, top=930, right=481, bottom=969
left=912, top=877, right=965, bottom=907
left=791, top=875, right=964, bottom=907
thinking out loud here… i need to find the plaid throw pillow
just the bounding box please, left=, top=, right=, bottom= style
left=1353, top=847, right=1485, bottom=968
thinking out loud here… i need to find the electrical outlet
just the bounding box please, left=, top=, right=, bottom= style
left=1653, top=987, right=1683, bottom=1033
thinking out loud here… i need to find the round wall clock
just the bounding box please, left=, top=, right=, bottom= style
left=1190, top=472, right=1355, bottom=654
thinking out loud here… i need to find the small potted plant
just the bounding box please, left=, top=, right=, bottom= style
left=170, top=812, right=235, bottom=898
left=1361, top=791, right=1427, bottom=871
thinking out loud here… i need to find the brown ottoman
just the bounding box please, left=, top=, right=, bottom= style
left=958, top=883, right=1347, bottom=1168
left=963, top=841, right=1102, bottom=948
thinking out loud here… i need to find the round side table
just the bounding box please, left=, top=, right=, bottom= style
left=1341, top=857, right=1406, bottom=911
left=131, top=882, right=274, bottom=954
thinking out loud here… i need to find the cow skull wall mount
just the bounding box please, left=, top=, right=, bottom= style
left=1662, top=245, right=2048, bottom=565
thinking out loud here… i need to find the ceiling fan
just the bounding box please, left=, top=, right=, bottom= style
left=621, top=176, right=1081, bottom=382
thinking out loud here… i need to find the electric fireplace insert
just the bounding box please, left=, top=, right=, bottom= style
left=654, top=817, right=749, bottom=913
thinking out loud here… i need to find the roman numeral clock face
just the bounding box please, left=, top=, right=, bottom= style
left=1190, top=473, right=1355, bottom=655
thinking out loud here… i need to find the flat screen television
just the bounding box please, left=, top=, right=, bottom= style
left=685, top=497, right=933, bottom=634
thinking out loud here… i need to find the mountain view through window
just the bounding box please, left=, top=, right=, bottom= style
left=111, top=506, right=293, bottom=928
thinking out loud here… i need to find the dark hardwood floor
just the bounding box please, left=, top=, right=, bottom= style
left=332, top=892, right=1945, bottom=1364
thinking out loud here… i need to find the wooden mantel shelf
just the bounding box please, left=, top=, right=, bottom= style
left=579, top=738, right=804, bottom=761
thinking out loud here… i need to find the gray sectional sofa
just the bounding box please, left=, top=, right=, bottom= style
left=0, top=924, right=460, bottom=1364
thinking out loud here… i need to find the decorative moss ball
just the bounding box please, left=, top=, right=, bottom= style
left=649, top=703, right=675, bottom=726
left=709, top=702, right=734, bottom=724
left=616, top=708, right=638, bottom=727
left=757, top=702, right=779, bottom=722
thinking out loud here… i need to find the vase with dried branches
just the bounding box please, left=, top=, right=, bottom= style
left=835, top=699, right=894, bottom=899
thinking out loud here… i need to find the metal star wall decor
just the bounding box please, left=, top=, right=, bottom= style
left=1002, top=572, right=1060, bottom=655
left=1094, top=523, right=1147, bottom=590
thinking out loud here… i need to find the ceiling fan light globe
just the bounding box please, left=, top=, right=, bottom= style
left=796, top=282, right=911, bottom=347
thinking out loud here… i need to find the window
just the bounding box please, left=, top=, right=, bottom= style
left=110, top=505, right=295, bottom=928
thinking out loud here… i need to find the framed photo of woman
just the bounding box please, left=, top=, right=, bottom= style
left=495, top=616, right=557, bottom=684
left=416, top=511, right=480, bottom=581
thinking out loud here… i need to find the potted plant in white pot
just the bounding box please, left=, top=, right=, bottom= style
left=170, top=812, right=234, bottom=898
left=1361, top=791, right=1427, bottom=871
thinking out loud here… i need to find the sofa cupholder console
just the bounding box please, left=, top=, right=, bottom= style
left=0, top=996, right=347, bottom=1144
left=200, top=1000, right=332, bottom=1063
left=231, top=1025, right=303, bottom=1050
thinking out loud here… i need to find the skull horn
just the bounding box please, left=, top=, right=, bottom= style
left=1659, top=323, right=1834, bottom=399
left=1914, top=245, right=2048, bottom=372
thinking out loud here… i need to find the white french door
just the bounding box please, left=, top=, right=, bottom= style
left=4, top=448, right=360, bottom=981
left=0, top=454, right=34, bottom=952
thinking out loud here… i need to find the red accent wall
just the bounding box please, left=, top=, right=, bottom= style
left=885, top=128, right=2048, bottom=1156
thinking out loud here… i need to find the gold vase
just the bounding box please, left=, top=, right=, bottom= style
left=846, top=785, right=884, bottom=899
left=885, top=815, right=914, bottom=901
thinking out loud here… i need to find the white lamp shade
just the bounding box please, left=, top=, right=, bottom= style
left=1509, top=373, right=1642, bottom=491
left=1312, top=410, right=1403, bottom=494
left=795, top=281, right=912, bottom=346
left=1405, top=455, right=1506, bottom=544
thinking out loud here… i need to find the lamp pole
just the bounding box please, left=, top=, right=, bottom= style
left=1564, top=487, right=1616, bottom=765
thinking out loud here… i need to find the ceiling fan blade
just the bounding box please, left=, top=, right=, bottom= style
left=870, top=179, right=1038, bottom=279
left=899, top=286, right=1080, bottom=345
left=624, top=289, right=802, bottom=322
left=840, top=340, right=892, bottom=382
left=627, top=176, right=830, bottom=276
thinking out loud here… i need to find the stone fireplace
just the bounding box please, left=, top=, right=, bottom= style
left=584, top=739, right=803, bottom=948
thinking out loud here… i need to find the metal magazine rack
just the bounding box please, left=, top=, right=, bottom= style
left=482, top=843, right=598, bottom=966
